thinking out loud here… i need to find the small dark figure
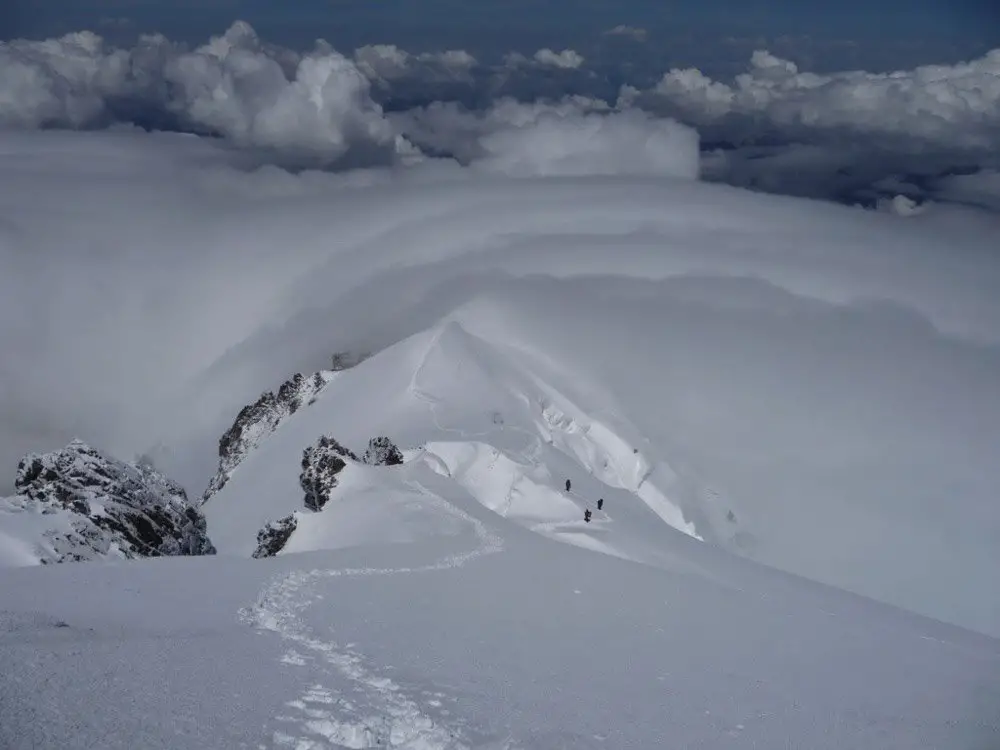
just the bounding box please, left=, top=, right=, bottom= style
left=584, top=509, right=592, bottom=523
left=597, top=498, right=604, bottom=510
left=565, top=479, right=571, bottom=493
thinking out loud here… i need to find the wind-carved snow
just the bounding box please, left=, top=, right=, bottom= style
left=240, top=477, right=504, bottom=749
left=405, top=320, right=740, bottom=560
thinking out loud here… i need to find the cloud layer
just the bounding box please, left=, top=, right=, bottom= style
left=2, top=21, right=999, bottom=203
left=0, top=21, right=398, bottom=161
left=394, top=98, right=698, bottom=179
left=629, top=47, right=1000, bottom=153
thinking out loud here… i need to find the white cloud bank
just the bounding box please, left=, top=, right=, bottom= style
left=3, top=21, right=999, bottom=181
left=628, top=47, right=1000, bottom=152
left=0, top=21, right=398, bottom=160
left=394, top=97, right=699, bottom=178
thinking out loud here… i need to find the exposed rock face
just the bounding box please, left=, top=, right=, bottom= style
left=363, top=436, right=404, bottom=466
left=203, top=371, right=333, bottom=501
left=252, top=514, right=298, bottom=558
left=300, top=436, right=358, bottom=512
left=252, top=432, right=407, bottom=559
left=1, top=440, right=215, bottom=564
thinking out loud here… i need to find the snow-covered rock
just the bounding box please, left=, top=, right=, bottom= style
left=252, top=513, right=298, bottom=558
left=0, top=440, right=215, bottom=565
left=203, top=371, right=334, bottom=501
left=300, top=436, right=358, bottom=511
left=362, top=436, right=404, bottom=466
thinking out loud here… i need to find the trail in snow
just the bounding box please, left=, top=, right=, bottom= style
left=240, top=480, right=506, bottom=749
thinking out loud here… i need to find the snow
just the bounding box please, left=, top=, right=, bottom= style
left=2, top=487, right=998, bottom=749
left=200, top=282, right=1000, bottom=637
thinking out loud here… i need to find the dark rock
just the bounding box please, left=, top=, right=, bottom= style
left=4, top=440, right=215, bottom=564
left=252, top=514, right=298, bottom=558
left=203, top=370, right=333, bottom=501
left=363, top=436, right=404, bottom=467
left=300, top=436, right=357, bottom=512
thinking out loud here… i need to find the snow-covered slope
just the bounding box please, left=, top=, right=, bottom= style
left=2, top=464, right=998, bottom=749
left=0, top=440, right=214, bottom=566
left=204, top=294, right=1000, bottom=637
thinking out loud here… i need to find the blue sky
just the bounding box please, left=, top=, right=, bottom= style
left=4, top=0, right=998, bottom=72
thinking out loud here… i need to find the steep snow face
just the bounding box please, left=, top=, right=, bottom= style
left=0, top=440, right=214, bottom=566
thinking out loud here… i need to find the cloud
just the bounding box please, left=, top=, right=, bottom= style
left=4, top=21, right=999, bottom=208
left=470, top=107, right=698, bottom=179
left=603, top=25, right=648, bottom=42
left=629, top=47, right=1000, bottom=154
left=532, top=48, right=585, bottom=70
left=0, top=21, right=400, bottom=162
left=390, top=95, right=700, bottom=180
left=353, top=44, right=478, bottom=87
left=502, top=48, right=586, bottom=71
left=927, top=169, right=1000, bottom=212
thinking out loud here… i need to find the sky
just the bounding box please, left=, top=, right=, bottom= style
left=4, top=0, right=999, bottom=70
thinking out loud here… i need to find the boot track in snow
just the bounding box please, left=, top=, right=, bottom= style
left=240, top=481, right=506, bottom=749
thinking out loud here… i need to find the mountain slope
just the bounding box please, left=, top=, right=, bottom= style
left=203, top=292, right=1000, bottom=637
left=2, top=463, right=998, bottom=749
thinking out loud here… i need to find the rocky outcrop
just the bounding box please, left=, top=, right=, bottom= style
left=1, top=440, right=215, bottom=565
left=300, top=436, right=358, bottom=511
left=252, top=513, right=298, bottom=558
left=252, top=432, right=406, bottom=558
left=203, top=371, right=334, bottom=501
left=363, top=436, right=404, bottom=466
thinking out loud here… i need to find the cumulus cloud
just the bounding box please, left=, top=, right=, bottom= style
left=603, top=25, right=648, bottom=42
left=503, top=48, right=586, bottom=71
left=393, top=96, right=609, bottom=160
left=472, top=108, right=698, bottom=179
left=532, top=48, right=585, bottom=70
left=353, top=44, right=478, bottom=87
left=394, top=97, right=698, bottom=179
left=4, top=21, right=999, bottom=206
left=630, top=47, right=1000, bottom=154
left=0, top=21, right=400, bottom=162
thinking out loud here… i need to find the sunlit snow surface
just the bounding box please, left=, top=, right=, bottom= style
left=1, top=128, right=999, bottom=748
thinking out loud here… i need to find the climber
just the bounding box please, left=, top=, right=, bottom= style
left=597, top=498, right=604, bottom=511
left=584, top=509, right=592, bottom=523
left=565, top=479, right=571, bottom=493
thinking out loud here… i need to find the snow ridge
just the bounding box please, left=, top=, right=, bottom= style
left=240, top=478, right=504, bottom=749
